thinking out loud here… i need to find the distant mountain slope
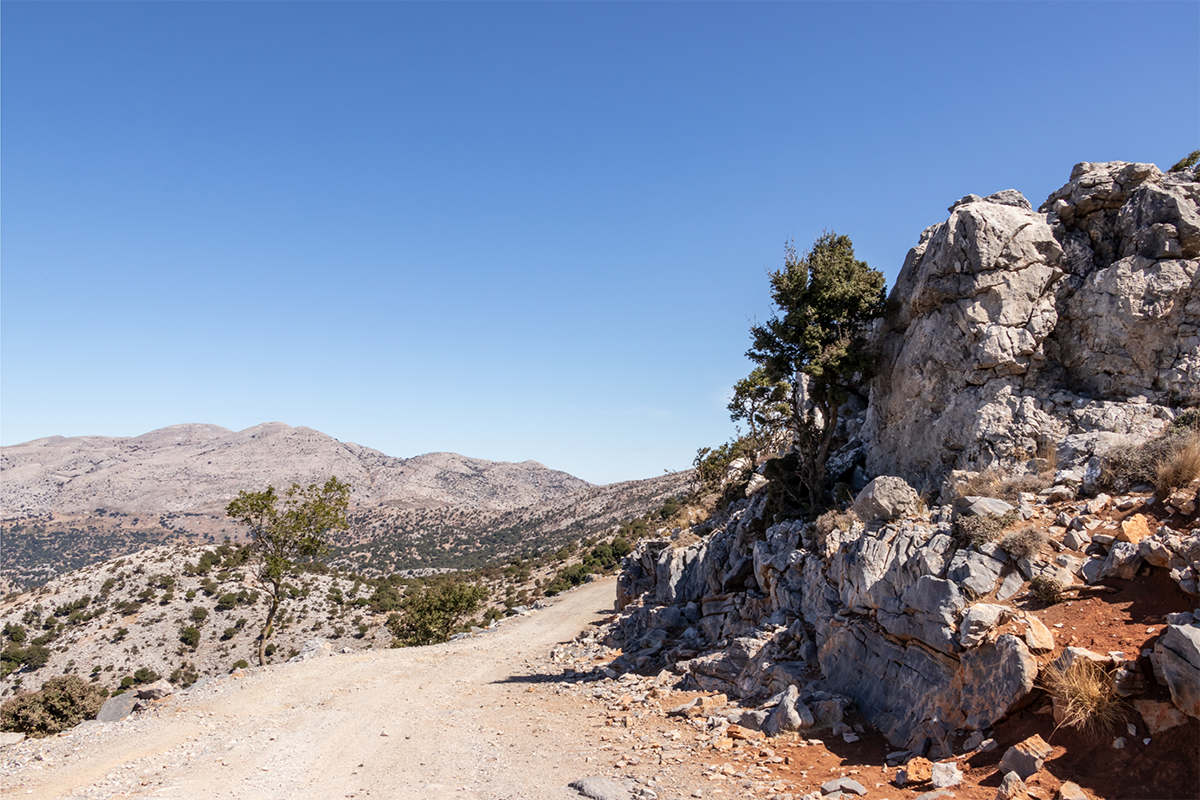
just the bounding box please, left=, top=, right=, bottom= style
left=0, top=422, right=592, bottom=516
left=0, top=423, right=692, bottom=590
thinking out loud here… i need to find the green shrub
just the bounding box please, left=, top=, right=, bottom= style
left=133, top=667, right=159, bottom=684
left=231, top=660, right=249, bottom=671
left=388, top=581, right=487, bottom=647
left=190, top=607, right=209, bottom=625
left=180, top=626, right=201, bottom=648
left=0, top=675, right=104, bottom=737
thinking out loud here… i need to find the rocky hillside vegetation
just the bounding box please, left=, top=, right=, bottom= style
left=609, top=160, right=1199, bottom=797
left=0, top=423, right=691, bottom=589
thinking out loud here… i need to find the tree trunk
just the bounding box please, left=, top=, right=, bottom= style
left=258, top=589, right=280, bottom=667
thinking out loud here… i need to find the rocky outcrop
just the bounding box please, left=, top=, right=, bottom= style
left=609, top=488, right=1046, bottom=755
left=609, top=160, right=1200, bottom=756
left=861, top=162, right=1198, bottom=493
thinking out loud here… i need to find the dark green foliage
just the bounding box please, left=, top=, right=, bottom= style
left=388, top=580, right=487, bottom=647
left=544, top=563, right=592, bottom=596
left=0, top=675, right=104, bottom=737
left=693, top=436, right=755, bottom=498
left=728, top=366, right=791, bottom=462
left=170, top=665, right=200, bottom=687
left=133, top=667, right=160, bottom=684
left=226, top=476, right=350, bottom=666
left=1168, top=150, right=1200, bottom=173
left=231, top=660, right=249, bottom=671
left=658, top=497, right=682, bottom=521
left=190, top=606, right=209, bottom=625
left=3, top=623, right=27, bottom=644
left=179, top=626, right=201, bottom=648
left=747, top=233, right=887, bottom=514
left=1169, top=408, right=1200, bottom=433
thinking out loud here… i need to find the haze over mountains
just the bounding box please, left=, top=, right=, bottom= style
left=0, top=422, right=593, bottom=517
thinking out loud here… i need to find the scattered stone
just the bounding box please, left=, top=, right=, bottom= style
left=930, top=760, right=963, bottom=788
left=1117, top=515, right=1151, bottom=545
left=896, top=756, right=932, bottom=785
left=569, top=776, right=627, bottom=800
left=1023, top=615, right=1055, bottom=652
left=1150, top=624, right=1200, bottom=718
left=1133, top=698, right=1191, bottom=733
left=997, top=734, right=1052, bottom=780
left=1056, top=782, right=1088, bottom=800
left=996, top=771, right=1031, bottom=800
left=955, top=496, right=1016, bottom=519
left=96, top=692, right=141, bottom=723
left=820, top=777, right=867, bottom=796
left=135, top=679, right=175, bottom=701
left=1112, top=736, right=1126, bottom=749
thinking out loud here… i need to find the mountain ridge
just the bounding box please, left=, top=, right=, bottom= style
left=1, top=421, right=594, bottom=517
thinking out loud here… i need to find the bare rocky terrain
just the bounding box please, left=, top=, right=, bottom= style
left=1, top=422, right=592, bottom=517
left=0, top=423, right=691, bottom=589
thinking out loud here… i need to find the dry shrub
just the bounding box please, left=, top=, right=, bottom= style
left=1041, top=657, right=1127, bottom=738
left=0, top=675, right=104, bottom=737
left=814, top=509, right=858, bottom=552
left=954, top=510, right=1017, bottom=548
left=956, top=468, right=1051, bottom=504
left=1155, top=431, right=1200, bottom=496
left=1001, top=526, right=1048, bottom=561
left=1099, top=422, right=1198, bottom=494
left=1029, top=575, right=1064, bottom=605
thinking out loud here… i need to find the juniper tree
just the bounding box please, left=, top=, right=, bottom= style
left=747, top=232, right=886, bottom=513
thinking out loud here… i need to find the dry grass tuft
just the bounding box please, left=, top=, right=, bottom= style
left=1155, top=431, right=1200, bottom=497
left=1001, top=526, right=1048, bottom=561
left=956, top=468, right=1052, bottom=504
left=1041, top=657, right=1127, bottom=738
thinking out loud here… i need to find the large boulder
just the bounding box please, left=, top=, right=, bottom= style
left=1151, top=624, right=1200, bottom=718
left=852, top=476, right=921, bottom=523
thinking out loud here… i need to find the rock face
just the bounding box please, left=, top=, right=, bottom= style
left=608, top=161, right=1200, bottom=754
left=862, top=162, right=1198, bottom=492
left=611, top=490, right=1038, bottom=753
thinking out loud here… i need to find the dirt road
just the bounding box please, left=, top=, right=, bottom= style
left=1, top=579, right=666, bottom=800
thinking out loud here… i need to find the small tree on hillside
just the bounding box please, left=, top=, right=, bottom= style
left=748, top=232, right=886, bottom=514
left=226, top=476, right=350, bottom=666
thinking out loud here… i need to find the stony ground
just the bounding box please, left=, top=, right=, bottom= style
left=2, top=577, right=1197, bottom=800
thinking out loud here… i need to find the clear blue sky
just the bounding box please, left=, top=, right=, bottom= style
left=3, top=2, right=1197, bottom=485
